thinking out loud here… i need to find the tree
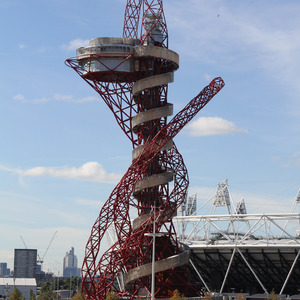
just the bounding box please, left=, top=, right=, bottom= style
left=267, top=290, right=279, bottom=300
left=39, top=283, right=55, bottom=300
left=72, top=291, right=86, bottom=300
left=202, top=292, right=212, bottom=300
left=237, top=293, right=246, bottom=300
left=170, top=289, right=185, bottom=300
left=29, top=289, right=36, bottom=300
left=9, top=287, right=24, bottom=300
left=57, top=276, right=81, bottom=291
left=106, top=291, right=119, bottom=300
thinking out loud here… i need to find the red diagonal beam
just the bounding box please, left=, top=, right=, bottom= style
left=140, top=0, right=168, bottom=48
left=82, top=77, right=224, bottom=298
left=123, top=0, right=143, bottom=38
left=138, top=77, right=225, bottom=164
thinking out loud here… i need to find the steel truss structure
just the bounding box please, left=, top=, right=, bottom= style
left=66, top=1, right=224, bottom=299
left=174, top=181, right=300, bottom=295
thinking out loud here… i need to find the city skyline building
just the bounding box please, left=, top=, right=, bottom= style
left=0, top=263, right=10, bottom=277
left=14, top=249, right=37, bottom=278
left=63, top=247, right=80, bottom=278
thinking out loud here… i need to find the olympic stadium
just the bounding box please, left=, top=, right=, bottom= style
left=173, top=180, right=300, bottom=297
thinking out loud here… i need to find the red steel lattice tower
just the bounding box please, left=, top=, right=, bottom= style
left=66, top=1, right=224, bottom=299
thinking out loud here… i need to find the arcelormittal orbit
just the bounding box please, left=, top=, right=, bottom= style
left=66, top=1, right=224, bottom=299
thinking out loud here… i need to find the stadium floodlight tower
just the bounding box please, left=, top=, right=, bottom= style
left=66, top=1, right=224, bottom=299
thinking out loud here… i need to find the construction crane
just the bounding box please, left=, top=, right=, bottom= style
left=37, top=231, right=58, bottom=265
left=19, top=236, right=28, bottom=249
left=19, top=232, right=57, bottom=269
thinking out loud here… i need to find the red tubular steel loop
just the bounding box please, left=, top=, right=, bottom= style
left=66, top=0, right=225, bottom=298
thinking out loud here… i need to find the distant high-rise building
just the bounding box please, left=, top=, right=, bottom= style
left=0, top=263, right=9, bottom=277
left=14, top=249, right=37, bottom=278
left=63, top=247, right=80, bottom=277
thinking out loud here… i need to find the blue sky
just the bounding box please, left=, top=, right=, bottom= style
left=1, top=0, right=300, bottom=275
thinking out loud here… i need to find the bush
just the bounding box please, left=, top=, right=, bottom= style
left=170, top=289, right=185, bottom=300
left=106, top=291, right=119, bottom=300
left=267, top=290, right=279, bottom=300
left=202, top=292, right=212, bottom=300
left=39, top=283, right=56, bottom=300
left=9, top=287, right=24, bottom=300
left=72, top=291, right=86, bottom=299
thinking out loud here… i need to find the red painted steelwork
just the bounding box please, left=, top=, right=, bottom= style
left=123, top=0, right=142, bottom=39
left=81, top=79, right=224, bottom=300
left=140, top=0, right=168, bottom=48
left=65, top=0, right=224, bottom=299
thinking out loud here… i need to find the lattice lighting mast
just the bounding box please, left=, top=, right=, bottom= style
left=66, top=1, right=224, bottom=299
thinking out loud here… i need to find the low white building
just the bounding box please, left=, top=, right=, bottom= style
left=0, top=278, right=37, bottom=299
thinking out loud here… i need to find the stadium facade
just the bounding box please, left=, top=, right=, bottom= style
left=174, top=180, right=300, bottom=296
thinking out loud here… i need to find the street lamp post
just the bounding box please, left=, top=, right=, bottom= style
left=144, top=208, right=165, bottom=300
left=70, top=272, right=72, bottom=299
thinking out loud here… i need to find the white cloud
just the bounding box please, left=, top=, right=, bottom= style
left=75, top=198, right=103, bottom=208
left=166, top=1, right=300, bottom=99
left=1, top=162, right=121, bottom=183
left=185, top=117, right=247, bottom=137
left=13, top=94, right=25, bottom=101
left=283, top=152, right=300, bottom=168
left=62, top=38, right=89, bottom=51
left=20, top=162, right=121, bottom=183
left=13, top=93, right=98, bottom=104
left=271, top=155, right=281, bottom=161
left=203, top=74, right=211, bottom=81
left=52, top=94, right=98, bottom=103
left=51, top=210, right=87, bottom=226
left=37, top=46, right=53, bottom=53
left=18, top=44, right=26, bottom=49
